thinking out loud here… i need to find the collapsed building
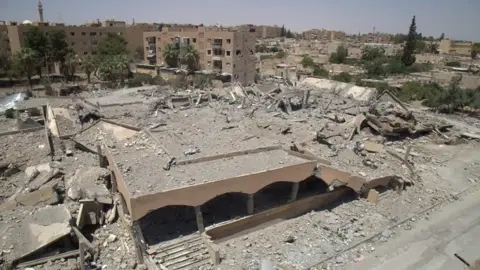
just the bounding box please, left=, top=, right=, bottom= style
left=0, top=78, right=479, bottom=269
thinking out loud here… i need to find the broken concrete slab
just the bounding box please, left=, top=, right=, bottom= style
left=25, top=163, right=52, bottom=179
left=28, top=168, right=62, bottom=191
left=16, top=186, right=59, bottom=207
left=67, top=166, right=111, bottom=204
left=363, top=141, right=385, bottom=153
left=1, top=204, right=72, bottom=263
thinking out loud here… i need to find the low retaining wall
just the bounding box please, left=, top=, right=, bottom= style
left=206, top=187, right=352, bottom=241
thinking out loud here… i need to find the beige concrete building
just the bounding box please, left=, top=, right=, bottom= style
left=143, top=25, right=256, bottom=85
left=439, top=39, right=476, bottom=56
left=2, top=1, right=156, bottom=59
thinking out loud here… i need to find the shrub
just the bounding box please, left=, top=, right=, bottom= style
left=4, top=108, right=14, bottom=118
left=332, top=72, right=352, bottom=83
left=313, top=66, right=329, bottom=78
left=445, top=61, right=461, bottom=67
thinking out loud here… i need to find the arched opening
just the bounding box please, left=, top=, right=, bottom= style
left=202, top=192, right=249, bottom=228
left=139, top=205, right=197, bottom=246
left=297, top=175, right=329, bottom=199
left=254, top=181, right=292, bottom=212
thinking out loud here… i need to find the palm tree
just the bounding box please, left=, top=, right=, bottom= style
left=81, top=55, right=96, bottom=84
left=13, top=47, right=38, bottom=88
left=163, top=44, right=179, bottom=67
left=182, top=45, right=200, bottom=71
left=62, top=52, right=78, bottom=82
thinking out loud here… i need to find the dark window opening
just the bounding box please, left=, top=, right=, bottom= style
left=226, top=51, right=231, bottom=56
left=236, top=50, right=242, bottom=56
left=226, top=39, right=231, bottom=44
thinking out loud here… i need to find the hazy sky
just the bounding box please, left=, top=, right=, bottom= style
left=1, top=0, right=479, bottom=40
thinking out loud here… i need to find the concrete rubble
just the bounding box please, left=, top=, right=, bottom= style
left=0, top=80, right=479, bottom=270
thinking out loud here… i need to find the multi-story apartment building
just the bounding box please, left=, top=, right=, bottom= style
left=1, top=1, right=157, bottom=59
left=302, top=29, right=346, bottom=41
left=230, top=25, right=282, bottom=39
left=439, top=39, right=477, bottom=56
left=143, top=25, right=256, bottom=85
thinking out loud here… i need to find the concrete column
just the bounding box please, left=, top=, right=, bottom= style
left=194, top=206, right=205, bottom=232
left=247, top=194, right=254, bottom=215
left=289, top=182, right=300, bottom=203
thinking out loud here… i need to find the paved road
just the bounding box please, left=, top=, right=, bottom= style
left=345, top=186, right=480, bottom=270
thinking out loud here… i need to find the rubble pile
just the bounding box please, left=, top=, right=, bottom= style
left=1, top=80, right=479, bottom=270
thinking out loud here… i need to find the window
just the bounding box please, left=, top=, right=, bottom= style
left=226, top=39, right=231, bottom=44
left=213, top=48, right=223, bottom=56
left=99, top=32, right=103, bottom=36
left=110, top=23, right=113, bottom=26
left=207, top=61, right=211, bottom=66
left=236, top=50, right=242, bottom=56
left=207, top=49, right=212, bottom=55
left=92, top=51, right=97, bottom=55
left=70, top=32, right=75, bottom=36
left=91, top=40, right=98, bottom=45
left=226, top=62, right=231, bottom=66
left=207, top=38, right=212, bottom=43
left=90, top=32, right=97, bottom=36
left=71, top=42, right=75, bottom=46
left=193, top=38, right=196, bottom=43
left=226, top=51, right=231, bottom=56
left=84, top=52, right=88, bottom=55
left=81, top=32, right=86, bottom=36
left=157, top=37, right=161, bottom=41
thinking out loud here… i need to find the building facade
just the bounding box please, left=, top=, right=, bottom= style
left=143, top=25, right=256, bottom=85
left=439, top=39, right=475, bottom=56
left=0, top=2, right=157, bottom=60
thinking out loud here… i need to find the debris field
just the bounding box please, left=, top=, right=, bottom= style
left=0, top=81, right=479, bottom=270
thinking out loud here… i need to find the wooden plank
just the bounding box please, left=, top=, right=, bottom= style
left=17, top=250, right=80, bottom=268
left=100, top=118, right=142, bottom=131
left=0, top=126, right=44, bottom=137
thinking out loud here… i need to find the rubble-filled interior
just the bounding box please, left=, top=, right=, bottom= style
left=1, top=81, right=479, bottom=270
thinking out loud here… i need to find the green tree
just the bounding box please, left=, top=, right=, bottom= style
left=62, top=52, right=78, bottom=82
left=301, top=55, right=315, bottom=68
left=313, top=66, right=329, bottom=78
left=98, top=33, right=129, bottom=59
left=428, top=43, right=439, bottom=53
left=81, top=55, right=96, bottom=83
left=401, top=16, right=417, bottom=67
left=439, top=33, right=445, bottom=40
left=445, top=61, right=461, bottom=67
left=361, top=47, right=385, bottom=61
left=135, top=46, right=144, bottom=62
left=48, top=30, right=71, bottom=65
left=332, top=72, right=352, bottom=83
left=364, top=58, right=386, bottom=77
left=113, top=54, right=130, bottom=83
left=415, top=40, right=427, bottom=53
left=280, top=25, right=286, bottom=37
left=13, top=47, right=39, bottom=87
left=182, top=44, right=199, bottom=71
left=23, top=27, right=48, bottom=76
left=470, top=43, right=480, bottom=66
left=329, top=45, right=348, bottom=64
left=163, top=44, right=179, bottom=67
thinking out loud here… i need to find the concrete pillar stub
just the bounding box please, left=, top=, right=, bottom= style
left=289, top=182, right=300, bottom=202
left=194, top=205, right=205, bottom=232
left=247, top=194, right=254, bottom=215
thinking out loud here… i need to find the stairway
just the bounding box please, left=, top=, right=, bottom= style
left=147, top=233, right=213, bottom=270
